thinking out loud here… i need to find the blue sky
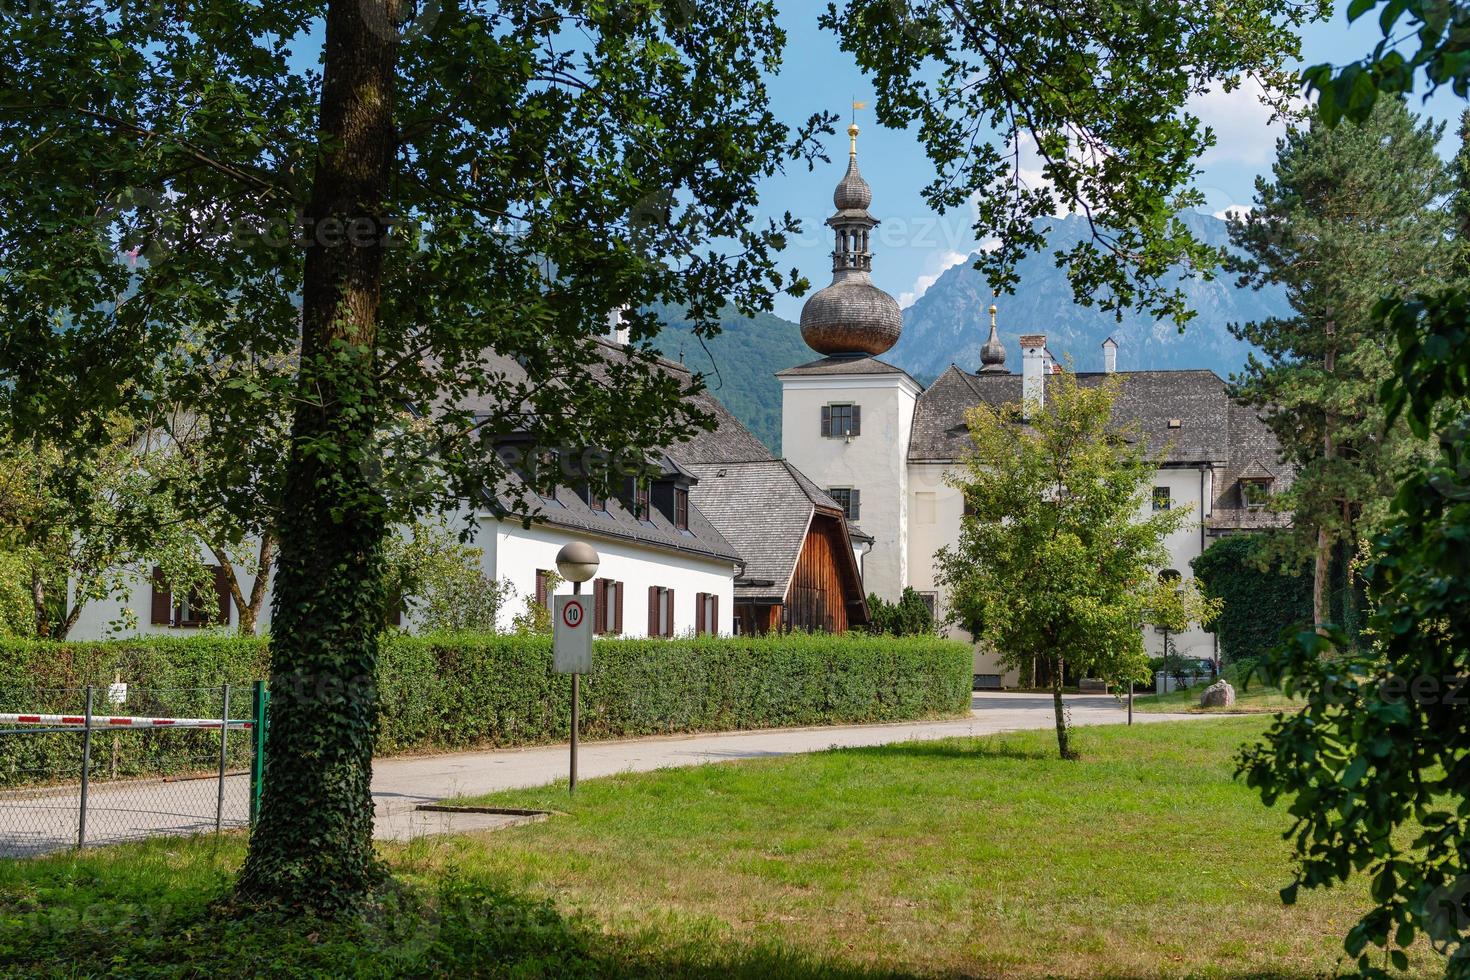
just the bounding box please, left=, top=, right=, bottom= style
left=758, top=2, right=1468, bottom=321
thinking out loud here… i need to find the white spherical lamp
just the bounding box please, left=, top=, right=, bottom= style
left=555, top=541, right=600, bottom=583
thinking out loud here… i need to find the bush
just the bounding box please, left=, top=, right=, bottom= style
left=0, top=632, right=972, bottom=783
left=866, top=587, right=936, bottom=636
left=1191, top=534, right=1312, bottom=664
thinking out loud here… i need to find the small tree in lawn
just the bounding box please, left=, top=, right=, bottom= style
left=937, top=372, right=1188, bottom=759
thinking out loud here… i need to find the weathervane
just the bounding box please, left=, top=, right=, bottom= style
left=849, top=98, right=866, bottom=155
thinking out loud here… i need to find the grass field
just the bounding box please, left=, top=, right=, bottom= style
left=0, top=718, right=1443, bottom=978
left=1132, top=663, right=1299, bottom=714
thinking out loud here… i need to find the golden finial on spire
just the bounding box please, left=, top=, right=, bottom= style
left=849, top=99, right=866, bottom=156
left=989, top=292, right=998, bottom=327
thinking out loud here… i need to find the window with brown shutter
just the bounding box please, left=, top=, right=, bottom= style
left=694, top=592, right=720, bottom=636
left=214, top=565, right=232, bottom=627
left=592, top=578, right=624, bottom=635
left=535, top=569, right=551, bottom=608
left=673, top=487, right=689, bottom=531
left=150, top=567, right=172, bottom=626
left=663, top=588, right=674, bottom=637
left=647, top=585, right=659, bottom=636
left=593, top=578, right=607, bottom=634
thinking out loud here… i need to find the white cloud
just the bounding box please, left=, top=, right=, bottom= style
left=898, top=249, right=969, bottom=308
left=1187, top=79, right=1290, bottom=167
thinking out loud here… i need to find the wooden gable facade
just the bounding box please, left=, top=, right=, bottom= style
left=734, top=509, right=869, bottom=636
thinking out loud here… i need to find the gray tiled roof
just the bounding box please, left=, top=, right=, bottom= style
left=685, top=459, right=846, bottom=601
left=459, top=338, right=768, bottom=564
left=776, top=354, right=919, bottom=383
left=493, top=463, right=742, bottom=565
left=909, top=366, right=1237, bottom=464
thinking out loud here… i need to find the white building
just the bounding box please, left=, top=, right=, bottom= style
left=777, top=127, right=1292, bottom=686
left=70, top=342, right=869, bottom=641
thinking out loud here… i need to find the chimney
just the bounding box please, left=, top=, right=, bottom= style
left=1020, top=334, right=1047, bottom=417
left=1102, top=336, right=1117, bottom=374
left=606, top=307, right=630, bottom=346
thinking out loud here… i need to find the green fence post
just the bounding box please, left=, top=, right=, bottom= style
left=249, top=679, right=268, bottom=826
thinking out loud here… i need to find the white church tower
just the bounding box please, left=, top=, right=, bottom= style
left=778, top=123, right=918, bottom=601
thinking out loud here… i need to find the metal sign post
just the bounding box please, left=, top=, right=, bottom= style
left=554, top=587, right=593, bottom=793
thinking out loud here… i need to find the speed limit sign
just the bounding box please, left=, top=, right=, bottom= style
left=553, top=594, right=592, bottom=673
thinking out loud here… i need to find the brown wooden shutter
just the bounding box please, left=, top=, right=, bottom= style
left=535, top=569, right=548, bottom=608
left=695, top=592, right=706, bottom=635
left=150, top=567, right=172, bottom=626
left=850, top=404, right=861, bottom=435
left=820, top=405, right=831, bottom=437
left=712, top=594, right=719, bottom=636
left=664, top=588, right=675, bottom=637
left=593, top=578, right=607, bottom=634
left=648, top=586, right=659, bottom=636
left=213, top=565, right=232, bottom=626
left=613, top=582, right=623, bottom=635
left=850, top=488, right=861, bottom=521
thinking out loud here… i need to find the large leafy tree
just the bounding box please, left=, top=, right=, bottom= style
left=0, top=1, right=829, bottom=911
left=936, top=373, right=1190, bottom=760
left=0, top=426, right=209, bottom=638
left=824, top=0, right=1329, bottom=325
left=1239, top=2, right=1470, bottom=974
left=1227, top=98, right=1447, bottom=631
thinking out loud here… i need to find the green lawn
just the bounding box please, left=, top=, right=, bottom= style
left=0, top=719, right=1443, bottom=978
left=1132, top=665, right=1300, bottom=714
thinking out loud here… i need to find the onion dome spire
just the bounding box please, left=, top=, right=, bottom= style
left=979, top=295, right=1007, bottom=372
left=799, top=121, right=903, bottom=357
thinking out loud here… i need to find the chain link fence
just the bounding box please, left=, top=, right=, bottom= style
left=0, top=682, right=265, bottom=858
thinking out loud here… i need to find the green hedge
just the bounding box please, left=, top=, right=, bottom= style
left=1191, top=534, right=1313, bottom=664
left=0, top=632, right=972, bottom=785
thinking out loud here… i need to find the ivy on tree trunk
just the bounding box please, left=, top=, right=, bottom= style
left=234, top=0, right=398, bottom=910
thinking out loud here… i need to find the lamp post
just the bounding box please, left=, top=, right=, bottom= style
left=555, top=541, right=599, bottom=793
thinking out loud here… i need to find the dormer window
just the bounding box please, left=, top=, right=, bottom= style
left=1241, top=478, right=1272, bottom=511
left=634, top=480, right=651, bottom=522
left=585, top=484, right=607, bottom=513
left=821, top=403, right=860, bottom=438
left=673, top=487, right=689, bottom=531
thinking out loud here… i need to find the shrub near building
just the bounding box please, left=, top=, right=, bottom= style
left=0, top=632, right=972, bottom=780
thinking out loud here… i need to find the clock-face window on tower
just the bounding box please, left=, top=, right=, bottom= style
left=821, top=403, right=860, bottom=438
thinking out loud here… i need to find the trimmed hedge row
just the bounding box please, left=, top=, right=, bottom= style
left=0, top=632, right=972, bottom=782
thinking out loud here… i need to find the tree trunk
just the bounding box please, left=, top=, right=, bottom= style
left=30, top=569, right=50, bottom=639
left=1051, top=651, right=1073, bottom=760
left=242, top=534, right=276, bottom=636
left=1313, top=319, right=1337, bottom=633
left=235, top=0, right=398, bottom=913
left=211, top=533, right=277, bottom=637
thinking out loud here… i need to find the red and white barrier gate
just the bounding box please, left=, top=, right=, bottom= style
left=0, top=713, right=253, bottom=730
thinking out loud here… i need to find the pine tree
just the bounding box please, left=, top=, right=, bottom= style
left=1227, top=98, right=1447, bottom=631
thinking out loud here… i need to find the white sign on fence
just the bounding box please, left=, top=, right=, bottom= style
left=553, top=594, right=592, bottom=674
left=107, top=683, right=127, bottom=706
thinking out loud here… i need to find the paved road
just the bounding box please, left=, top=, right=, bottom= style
left=0, top=693, right=1199, bottom=854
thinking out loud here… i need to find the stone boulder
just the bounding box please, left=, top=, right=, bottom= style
left=1199, top=679, right=1236, bottom=709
